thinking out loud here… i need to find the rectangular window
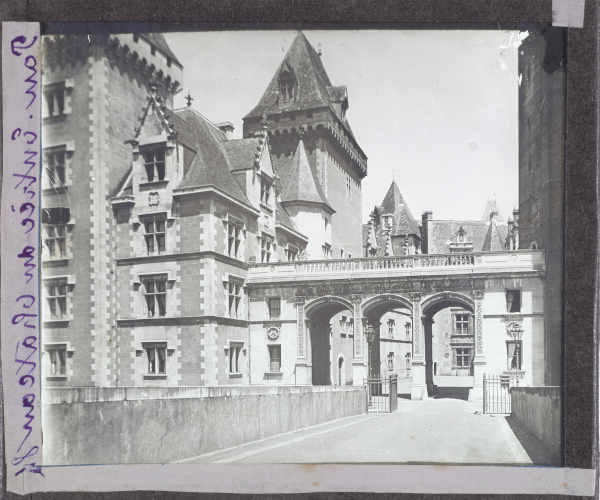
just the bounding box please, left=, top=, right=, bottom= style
left=145, top=343, right=167, bottom=374
left=261, top=236, right=272, bottom=263
left=144, top=219, right=166, bottom=255
left=227, top=222, right=242, bottom=258
left=285, top=245, right=298, bottom=262
left=229, top=344, right=242, bottom=373
left=456, top=348, right=471, bottom=368
left=388, top=319, right=395, bottom=339
left=142, top=147, right=166, bottom=182
left=506, top=290, right=521, bottom=313
left=260, top=176, right=271, bottom=205
left=455, top=314, right=470, bottom=334
left=322, top=243, right=331, bottom=259
left=46, top=282, right=68, bottom=319
left=405, top=322, right=412, bottom=340
left=43, top=84, right=66, bottom=117
left=346, top=173, right=352, bottom=199
left=268, top=298, right=281, bottom=319
left=406, top=353, right=411, bottom=371
left=45, top=149, right=66, bottom=187
left=143, top=276, right=167, bottom=317
left=48, top=346, right=67, bottom=376
left=228, top=281, right=242, bottom=318
left=269, top=345, right=281, bottom=372
left=44, top=224, right=67, bottom=259
left=387, top=352, right=394, bottom=371
left=507, top=341, right=522, bottom=370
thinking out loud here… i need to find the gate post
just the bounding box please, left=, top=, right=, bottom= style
left=351, top=295, right=367, bottom=386
left=469, top=289, right=486, bottom=401
left=410, top=292, right=428, bottom=400
left=294, top=296, right=310, bottom=385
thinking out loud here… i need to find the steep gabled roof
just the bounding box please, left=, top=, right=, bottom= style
left=280, top=139, right=333, bottom=212
left=481, top=219, right=505, bottom=251
left=245, top=32, right=355, bottom=139
left=378, top=181, right=420, bottom=236
left=481, top=198, right=506, bottom=222
left=173, top=108, right=250, bottom=205
left=222, top=138, right=262, bottom=171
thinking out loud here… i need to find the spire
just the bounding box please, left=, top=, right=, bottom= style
left=481, top=197, right=505, bottom=222
left=482, top=217, right=505, bottom=251
left=280, top=138, right=333, bottom=211
left=366, top=217, right=379, bottom=257
left=379, top=180, right=419, bottom=236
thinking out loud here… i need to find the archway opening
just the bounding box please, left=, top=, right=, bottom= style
left=305, top=298, right=353, bottom=386
left=422, top=295, right=475, bottom=399
left=362, top=296, right=413, bottom=390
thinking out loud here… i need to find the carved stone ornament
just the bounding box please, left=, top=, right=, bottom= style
left=472, top=289, right=485, bottom=300
left=264, top=323, right=281, bottom=340
left=148, top=191, right=160, bottom=206
left=506, top=321, right=524, bottom=340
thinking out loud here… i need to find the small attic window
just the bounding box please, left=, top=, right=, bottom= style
left=141, top=146, right=166, bottom=182
left=279, top=71, right=295, bottom=101
left=151, top=45, right=156, bottom=56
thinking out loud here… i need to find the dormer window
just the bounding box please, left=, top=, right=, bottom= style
left=456, top=226, right=467, bottom=243
left=279, top=71, right=295, bottom=101
left=142, top=146, right=166, bottom=182
left=260, top=176, right=272, bottom=206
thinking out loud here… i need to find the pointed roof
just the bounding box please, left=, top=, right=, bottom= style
left=245, top=32, right=355, bottom=138
left=172, top=108, right=250, bottom=205
left=280, top=139, right=333, bottom=212
left=378, top=181, right=420, bottom=236
left=481, top=198, right=505, bottom=222
left=139, top=33, right=182, bottom=67
left=482, top=219, right=506, bottom=251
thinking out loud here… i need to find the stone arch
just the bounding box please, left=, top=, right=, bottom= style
left=362, top=293, right=413, bottom=318
left=421, top=291, right=474, bottom=317
left=305, top=295, right=354, bottom=318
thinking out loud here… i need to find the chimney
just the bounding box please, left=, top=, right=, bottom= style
left=421, top=211, right=433, bottom=254
left=216, top=122, right=234, bottom=140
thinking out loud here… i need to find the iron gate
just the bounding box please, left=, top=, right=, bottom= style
left=365, top=375, right=398, bottom=413
left=483, top=374, right=512, bottom=414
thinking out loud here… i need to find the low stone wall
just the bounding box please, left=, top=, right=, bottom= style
left=511, top=386, right=561, bottom=458
left=42, top=385, right=366, bottom=465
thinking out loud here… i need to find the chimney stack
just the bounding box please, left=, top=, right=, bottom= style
left=216, top=122, right=234, bottom=140
left=421, top=211, right=433, bottom=254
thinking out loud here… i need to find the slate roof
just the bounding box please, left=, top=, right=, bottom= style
left=276, top=201, right=306, bottom=239
left=139, top=33, right=182, bottom=66
left=245, top=32, right=356, bottom=139
left=427, top=219, right=508, bottom=254
left=377, top=181, right=421, bottom=236
left=280, top=139, right=333, bottom=211
left=172, top=108, right=250, bottom=205
left=222, top=138, right=261, bottom=171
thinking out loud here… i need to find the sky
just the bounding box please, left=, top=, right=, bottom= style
left=164, top=30, right=525, bottom=222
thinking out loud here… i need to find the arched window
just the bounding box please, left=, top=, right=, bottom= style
left=279, top=71, right=295, bottom=101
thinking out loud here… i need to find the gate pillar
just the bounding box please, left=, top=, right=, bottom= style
left=294, top=297, right=310, bottom=385
left=410, top=292, right=428, bottom=400
left=469, top=289, right=486, bottom=402
left=351, top=295, right=367, bottom=386
left=422, top=317, right=435, bottom=397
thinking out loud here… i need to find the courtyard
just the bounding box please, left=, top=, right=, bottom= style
left=181, top=397, right=558, bottom=465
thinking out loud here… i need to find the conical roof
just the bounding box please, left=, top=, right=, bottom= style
left=280, top=139, right=333, bottom=212
left=379, top=181, right=420, bottom=236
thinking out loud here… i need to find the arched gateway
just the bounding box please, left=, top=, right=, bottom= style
left=247, top=251, right=546, bottom=400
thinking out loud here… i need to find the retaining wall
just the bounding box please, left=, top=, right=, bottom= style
left=511, top=386, right=561, bottom=458
left=42, top=385, right=367, bottom=464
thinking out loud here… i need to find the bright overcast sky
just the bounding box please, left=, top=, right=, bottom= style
left=164, top=30, right=525, bottom=222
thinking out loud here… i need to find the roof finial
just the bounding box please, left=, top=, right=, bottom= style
left=297, top=125, right=306, bottom=140
left=260, top=113, right=269, bottom=131
left=185, top=92, right=193, bottom=108
left=318, top=42, right=322, bottom=57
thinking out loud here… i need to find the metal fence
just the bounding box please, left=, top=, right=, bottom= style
left=365, top=375, right=398, bottom=413
left=483, top=374, right=512, bottom=414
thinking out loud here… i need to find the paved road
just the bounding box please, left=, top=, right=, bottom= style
left=181, top=398, right=558, bottom=465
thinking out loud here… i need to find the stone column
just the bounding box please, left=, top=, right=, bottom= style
left=294, top=296, right=309, bottom=385
left=410, top=292, right=427, bottom=400
left=351, top=295, right=366, bottom=386
left=469, top=289, right=486, bottom=401
left=422, top=317, right=435, bottom=397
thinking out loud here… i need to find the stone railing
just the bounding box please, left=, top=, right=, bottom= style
left=248, top=250, right=546, bottom=283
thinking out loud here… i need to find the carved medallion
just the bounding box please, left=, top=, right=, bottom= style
left=148, top=191, right=159, bottom=206
left=266, top=326, right=280, bottom=340
left=506, top=321, right=524, bottom=340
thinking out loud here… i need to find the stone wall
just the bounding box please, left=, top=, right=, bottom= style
left=42, top=385, right=366, bottom=465
left=511, top=386, right=561, bottom=459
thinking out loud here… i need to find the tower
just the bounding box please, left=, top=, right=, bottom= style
left=243, top=32, right=368, bottom=259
